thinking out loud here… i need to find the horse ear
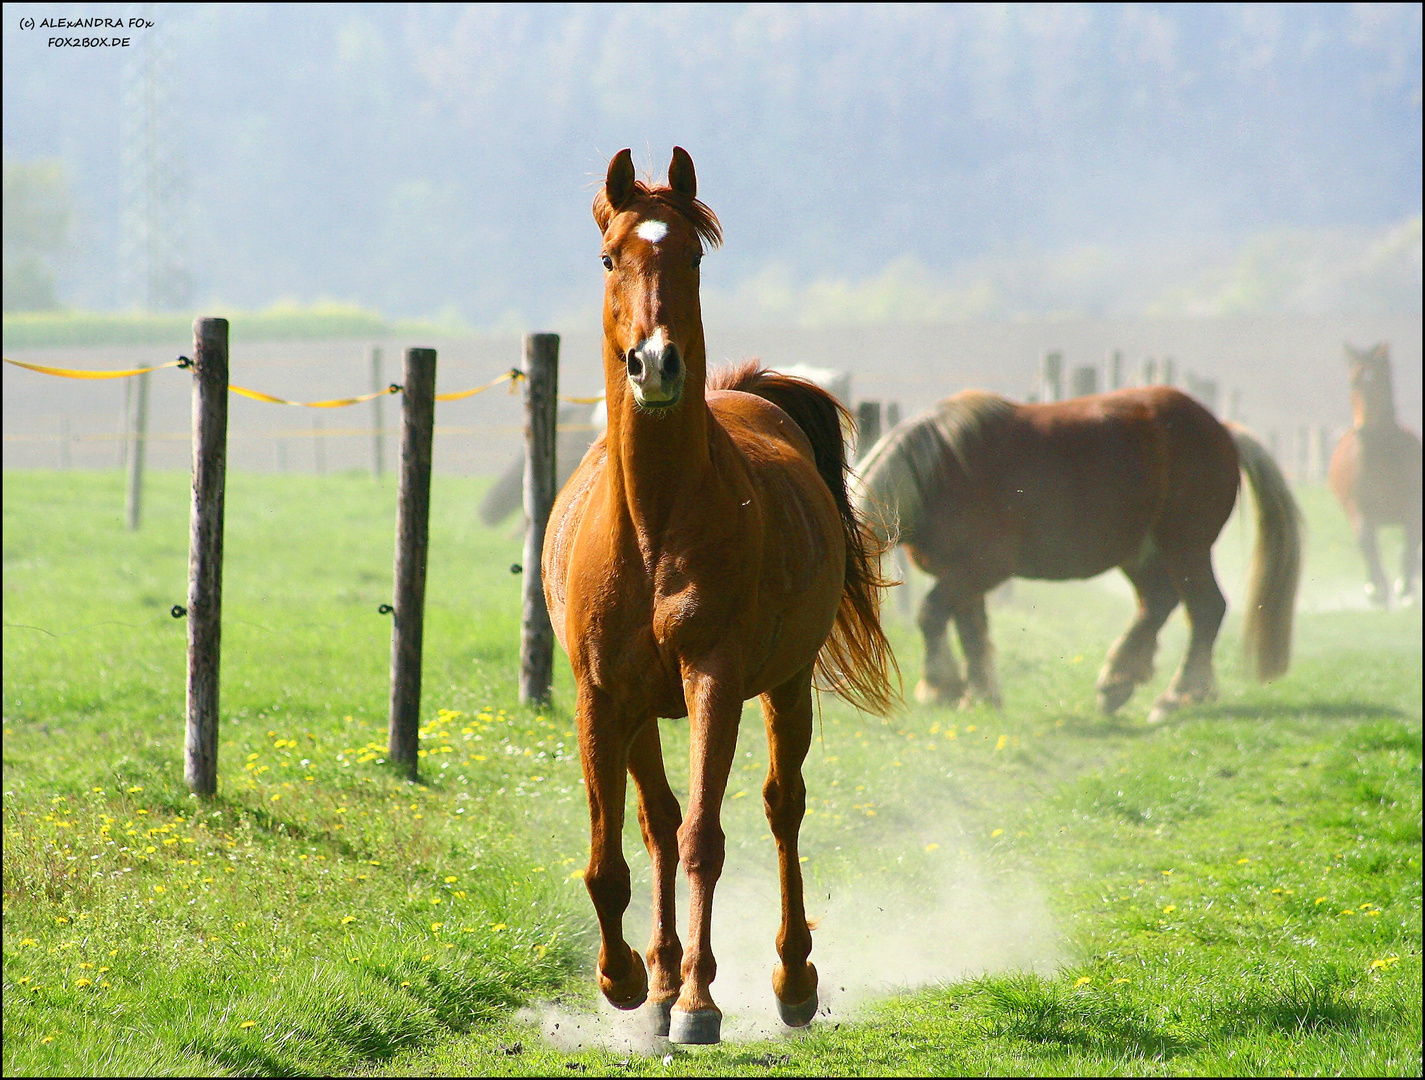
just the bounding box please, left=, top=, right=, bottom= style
left=606, top=148, right=635, bottom=206
left=595, top=148, right=635, bottom=231
left=1371, top=342, right=1390, bottom=361
left=668, top=146, right=696, bottom=198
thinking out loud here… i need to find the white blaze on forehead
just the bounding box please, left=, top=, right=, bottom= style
left=635, top=220, right=668, bottom=244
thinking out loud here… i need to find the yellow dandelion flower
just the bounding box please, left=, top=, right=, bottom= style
left=341, top=916, right=356, bottom=924
left=126, top=786, right=143, bottom=793
left=991, top=828, right=1004, bottom=838
left=925, top=843, right=940, bottom=852
left=1315, top=896, right=1327, bottom=904
left=401, top=980, right=412, bottom=988
left=444, top=876, right=458, bottom=883
left=153, top=885, right=165, bottom=893
left=1236, top=857, right=1250, bottom=864
left=41, top=1036, right=55, bottom=1044
left=995, top=735, right=1008, bottom=751
left=98, top=967, right=110, bottom=973
left=75, top=978, right=92, bottom=988
left=1370, top=955, right=1400, bottom=971
left=491, top=922, right=507, bottom=931
left=1162, top=904, right=1176, bottom=914
left=421, top=953, right=433, bottom=961
left=1074, top=976, right=1092, bottom=987
left=431, top=922, right=443, bottom=931
left=240, top=1020, right=257, bottom=1029
left=21, top=938, right=36, bottom=946
left=55, top=916, right=70, bottom=924
left=429, top=897, right=441, bottom=905
left=1110, top=977, right=1130, bottom=985
left=18, top=977, right=31, bottom=985
left=79, top=962, right=94, bottom=969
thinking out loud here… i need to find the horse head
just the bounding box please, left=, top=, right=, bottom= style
left=594, top=147, right=722, bottom=413
left=1345, top=342, right=1396, bottom=427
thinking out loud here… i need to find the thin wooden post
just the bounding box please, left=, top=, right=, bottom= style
left=1040, top=351, right=1063, bottom=402
left=126, top=369, right=150, bottom=531
left=520, top=333, right=559, bottom=706
left=856, top=401, right=882, bottom=459
left=388, top=348, right=437, bottom=779
left=1070, top=365, right=1098, bottom=398
left=885, top=401, right=901, bottom=429
left=185, top=318, right=229, bottom=797
left=370, top=346, right=385, bottom=478
left=1109, top=349, right=1123, bottom=390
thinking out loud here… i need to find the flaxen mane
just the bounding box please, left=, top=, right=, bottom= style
left=853, top=390, right=1014, bottom=545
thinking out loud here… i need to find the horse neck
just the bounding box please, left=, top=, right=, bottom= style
left=601, top=333, right=712, bottom=539
left=1353, top=379, right=1397, bottom=430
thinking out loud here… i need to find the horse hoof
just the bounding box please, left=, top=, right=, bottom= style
left=776, top=990, right=819, bottom=1028
left=599, top=949, right=648, bottom=1011
left=1365, top=583, right=1388, bottom=607
left=1097, top=681, right=1135, bottom=714
left=647, top=998, right=673, bottom=1038
left=914, top=679, right=961, bottom=706
left=668, top=1007, right=722, bottom=1045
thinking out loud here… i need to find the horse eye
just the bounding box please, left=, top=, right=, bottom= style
left=692, top=252, right=703, bottom=269
left=601, top=254, right=613, bottom=271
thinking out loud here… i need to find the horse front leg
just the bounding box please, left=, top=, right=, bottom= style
left=951, top=592, right=1001, bottom=708
left=577, top=688, right=647, bottom=1011
left=915, top=578, right=966, bottom=705
left=668, top=664, right=742, bottom=1045
left=1357, top=521, right=1390, bottom=606
left=626, top=720, right=684, bottom=1036
left=1397, top=521, right=1421, bottom=607
left=760, top=667, right=819, bottom=1027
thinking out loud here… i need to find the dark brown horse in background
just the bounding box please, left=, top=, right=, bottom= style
left=543, top=148, right=895, bottom=1044
left=1328, top=343, right=1423, bottom=607
left=853, top=387, right=1301, bottom=721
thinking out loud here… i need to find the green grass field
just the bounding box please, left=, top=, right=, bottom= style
left=3, top=469, right=1419, bottom=1076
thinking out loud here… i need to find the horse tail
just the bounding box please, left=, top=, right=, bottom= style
left=1229, top=425, right=1302, bottom=681
left=711, top=360, right=899, bottom=715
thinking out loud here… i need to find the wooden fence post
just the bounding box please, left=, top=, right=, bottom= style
left=186, top=318, right=229, bottom=797
left=1070, top=365, right=1098, bottom=398
left=520, top=333, right=559, bottom=706
left=126, top=369, right=150, bottom=531
left=856, top=401, right=882, bottom=460
left=387, top=348, right=437, bottom=779
left=1040, top=351, right=1063, bottom=402
left=370, top=346, right=385, bottom=478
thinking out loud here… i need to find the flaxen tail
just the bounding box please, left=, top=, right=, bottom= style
left=711, top=360, right=899, bottom=714
left=1230, top=425, right=1302, bottom=681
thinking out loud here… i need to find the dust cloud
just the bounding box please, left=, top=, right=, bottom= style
left=520, top=796, right=1062, bottom=1053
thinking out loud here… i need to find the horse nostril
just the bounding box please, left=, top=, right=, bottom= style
left=626, top=351, right=643, bottom=379
left=664, top=349, right=680, bottom=378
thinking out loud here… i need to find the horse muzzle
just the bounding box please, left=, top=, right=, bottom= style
left=626, top=333, right=683, bottom=409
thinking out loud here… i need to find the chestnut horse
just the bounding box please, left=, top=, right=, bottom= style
left=543, top=148, right=895, bottom=1044
left=1328, top=343, right=1423, bottom=607
left=853, top=387, right=1301, bottom=721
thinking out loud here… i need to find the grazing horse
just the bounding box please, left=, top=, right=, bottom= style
left=1328, top=343, right=1423, bottom=607
left=543, top=148, right=895, bottom=1044
left=852, top=387, right=1301, bottom=721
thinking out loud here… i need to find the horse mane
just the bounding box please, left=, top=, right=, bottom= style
left=593, top=180, right=723, bottom=250
left=710, top=358, right=899, bottom=715
left=852, top=390, right=1014, bottom=545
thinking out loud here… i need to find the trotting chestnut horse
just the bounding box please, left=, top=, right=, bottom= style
left=1328, top=343, right=1422, bottom=607
left=543, top=148, right=895, bottom=1044
left=853, top=387, right=1301, bottom=721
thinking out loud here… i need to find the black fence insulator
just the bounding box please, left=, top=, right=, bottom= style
left=378, top=604, right=394, bottom=615
left=171, top=605, right=187, bottom=619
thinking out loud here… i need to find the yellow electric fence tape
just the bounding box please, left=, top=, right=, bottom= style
left=434, top=368, right=522, bottom=401
left=228, top=384, right=398, bottom=407
left=6, top=358, right=533, bottom=408
left=3, top=357, right=188, bottom=379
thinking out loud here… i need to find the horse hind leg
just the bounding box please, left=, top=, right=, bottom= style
left=627, top=721, right=684, bottom=1036
left=951, top=593, right=1001, bottom=708
left=1148, top=550, right=1226, bottom=724
left=1098, top=555, right=1178, bottom=714
left=760, top=668, right=819, bottom=1028
left=915, top=579, right=967, bottom=705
